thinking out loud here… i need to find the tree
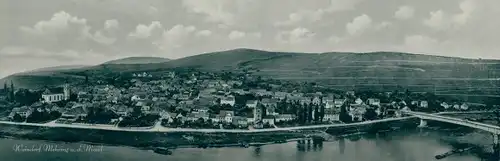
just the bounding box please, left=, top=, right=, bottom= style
left=314, top=105, right=319, bottom=122
left=319, top=104, right=325, bottom=122
left=339, top=105, right=352, bottom=123
left=131, top=107, right=143, bottom=118
left=12, top=113, right=24, bottom=122
left=49, top=111, right=62, bottom=119
left=3, top=83, right=7, bottom=94
left=10, top=81, right=15, bottom=102
left=364, top=108, right=378, bottom=120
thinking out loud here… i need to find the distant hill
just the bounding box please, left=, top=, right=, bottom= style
left=103, top=57, right=170, bottom=65
left=2, top=48, right=500, bottom=95
left=21, top=65, right=90, bottom=74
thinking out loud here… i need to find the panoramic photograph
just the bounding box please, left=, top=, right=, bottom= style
left=0, top=0, right=499, bottom=160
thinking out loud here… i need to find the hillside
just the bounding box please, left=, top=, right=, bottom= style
left=103, top=57, right=170, bottom=65
left=2, top=49, right=500, bottom=94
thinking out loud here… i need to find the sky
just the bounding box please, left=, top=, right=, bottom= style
left=0, top=0, right=499, bottom=78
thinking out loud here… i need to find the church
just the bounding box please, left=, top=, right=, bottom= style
left=41, top=84, right=70, bottom=103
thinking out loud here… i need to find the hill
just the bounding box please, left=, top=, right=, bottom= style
left=2, top=49, right=500, bottom=96
left=103, top=57, right=170, bottom=65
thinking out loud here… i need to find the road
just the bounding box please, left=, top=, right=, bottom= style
left=0, top=117, right=415, bottom=133
left=0, top=111, right=490, bottom=133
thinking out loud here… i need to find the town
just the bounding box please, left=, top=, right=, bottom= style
left=0, top=69, right=489, bottom=131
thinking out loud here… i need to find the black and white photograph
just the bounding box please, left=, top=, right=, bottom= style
left=0, top=0, right=499, bottom=161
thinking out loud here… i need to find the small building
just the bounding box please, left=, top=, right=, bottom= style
left=354, top=98, right=364, bottom=105
left=460, top=103, right=469, bottom=110
left=367, top=98, right=381, bottom=106
left=263, top=116, right=275, bottom=125
left=113, top=105, right=131, bottom=116
left=312, top=97, right=322, bottom=105
left=232, top=116, right=248, bottom=126
left=275, top=114, right=295, bottom=122
left=218, top=110, right=234, bottom=123
left=8, top=106, right=32, bottom=119
left=61, top=105, right=87, bottom=121
left=441, top=102, right=450, bottom=109
left=419, top=101, right=429, bottom=108
left=334, top=99, right=346, bottom=108
left=324, top=108, right=339, bottom=121
left=220, top=95, right=236, bottom=106
left=261, top=98, right=278, bottom=108
left=246, top=100, right=258, bottom=108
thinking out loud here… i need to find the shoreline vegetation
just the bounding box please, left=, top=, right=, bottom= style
left=0, top=117, right=420, bottom=150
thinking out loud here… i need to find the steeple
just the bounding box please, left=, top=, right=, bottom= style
left=63, top=83, right=70, bottom=100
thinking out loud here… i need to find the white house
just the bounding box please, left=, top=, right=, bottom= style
left=354, top=98, right=364, bottom=105
left=441, top=102, right=450, bottom=109
left=41, top=84, right=70, bottom=103
left=324, top=109, right=339, bottom=121
left=246, top=100, right=258, bottom=108
left=275, top=114, right=295, bottom=122
left=419, top=101, right=429, bottom=108
left=334, top=99, right=346, bottom=108
left=460, top=103, right=469, bottom=110
left=367, top=98, right=381, bottom=106
left=220, top=95, right=236, bottom=106
left=325, top=100, right=334, bottom=109
left=263, top=116, right=275, bottom=125
left=8, top=106, right=32, bottom=119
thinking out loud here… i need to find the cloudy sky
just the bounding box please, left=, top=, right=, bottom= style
left=0, top=0, right=499, bottom=78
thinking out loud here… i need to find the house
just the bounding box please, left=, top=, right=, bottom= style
left=349, top=105, right=367, bottom=122
left=263, top=115, right=275, bottom=125
left=261, top=98, right=277, bottom=107
left=354, top=98, right=364, bottom=105
left=419, top=101, right=429, bottom=108
left=220, top=95, right=236, bottom=106
left=411, top=101, right=419, bottom=106
left=61, top=105, right=87, bottom=121
left=160, top=111, right=175, bottom=123
left=275, top=114, right=295, bottom=122
left=8, top=106, right=32, bottom=119
left=41, top=84, right=70, bottom=103
left=453, top=104, right=460, bottom=110
left=77, top=92, right=91, bottom=102
left=175, top=113, right=186, bottom=123
left=300, top=97, right=312, bottom=105
left=273, top=92, right=288, bottom=100
left=218, top=110, right=235, bottom=123
left=367, top=98, right=381, bottom=106
left=232, top=116, right=248, bottom=126
left=131, top=94, right=145, bottom=102
left=246, top=100, right=258, bottom=108
left=460, top=103, right=469, bottom=110
left=441, top=102, right=450, bottom=109
left=312, top=97, right=321, bottom=105
left=251, top=89, right=272, bottom=97
left=324, top=108, right=339, bottom=121
left=246, top=116, right=255, bottom=124
left=334, top=99, right=346, bottom=108
left=325, top=100, right=335, bottom=109
left=113, top=105, right=131, bottom=116
left=141, top=106, right=151, bottom=113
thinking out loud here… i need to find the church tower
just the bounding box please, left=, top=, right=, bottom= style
left=63, top=83, right=70, bottom=100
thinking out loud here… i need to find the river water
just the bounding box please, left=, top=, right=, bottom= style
left=0, top=128, right=495, bottom=161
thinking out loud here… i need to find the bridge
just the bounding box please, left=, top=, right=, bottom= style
left=403, top=110, right=500, bottom=158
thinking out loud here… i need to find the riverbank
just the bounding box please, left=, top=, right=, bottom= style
left=0, top=117, right=420, bottom=149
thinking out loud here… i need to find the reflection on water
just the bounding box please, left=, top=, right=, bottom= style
left=0, top=128, right=495, bottom=161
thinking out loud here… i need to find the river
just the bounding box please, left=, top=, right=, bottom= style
left=1, top=127, right=497, bottom=161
